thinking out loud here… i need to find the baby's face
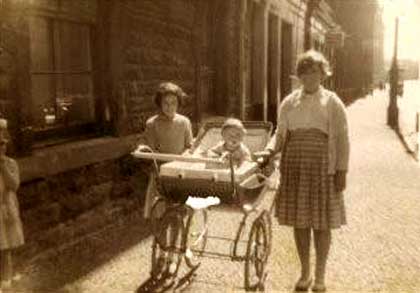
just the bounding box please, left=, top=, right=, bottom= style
left=222, top=127, right=244, bottom=151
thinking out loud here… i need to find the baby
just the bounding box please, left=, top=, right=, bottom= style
left=208, top=118, right=251, bottom=167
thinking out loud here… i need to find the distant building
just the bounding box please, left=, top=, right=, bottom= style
left=373, top=4, right=386, bottom=85
left=385, top=59, right=420, bottom=81
left=326, top=0, right=384, bottom=100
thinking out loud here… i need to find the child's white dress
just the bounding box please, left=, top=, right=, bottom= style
left=0, top=158, right=24, bottom=250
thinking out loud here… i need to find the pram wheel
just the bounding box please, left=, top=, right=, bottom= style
left=184, top=208, right=208, bottom=268
left=244, top=215, right=269, bottom=291
left=151, top=206, right=185, bottom=280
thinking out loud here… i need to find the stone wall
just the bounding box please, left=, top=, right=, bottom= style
left=112, top=0, right=198, bottom=135
left=0, top=1, right=31, bottom=154
left=17, top=148, right=148, bottom=262
left=3, top=0, right=214, bottom=262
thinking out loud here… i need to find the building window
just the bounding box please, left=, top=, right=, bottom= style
left=29, top=1, right=97, bottom=143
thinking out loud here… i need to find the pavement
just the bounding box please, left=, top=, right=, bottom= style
left=6, top=90, right=420, bottom=293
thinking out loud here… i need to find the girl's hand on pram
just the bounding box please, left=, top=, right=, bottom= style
left=135, top=144, right=153, bottom=153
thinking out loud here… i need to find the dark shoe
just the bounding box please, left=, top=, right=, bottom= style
left=294, top=278, right=312, bottom=292
left=312, top=283, right=327, bottom=292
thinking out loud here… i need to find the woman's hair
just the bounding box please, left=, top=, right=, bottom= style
left=296, top=50, right=332, bottom=77
left=221, top=118, right=247, bottom=135
left=154, top=82, right=187, bottom=108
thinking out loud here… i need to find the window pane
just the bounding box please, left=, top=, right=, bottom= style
left=30, top=17, right=53, bottom=72
left=30, top=16, right=96, bottom=135
left=60, top=75, right=95, bottom=124
left=31, top=75, right=55, bottom=128
left=58, top=22, right=91, bottom=72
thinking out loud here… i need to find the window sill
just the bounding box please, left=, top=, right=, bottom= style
left=17, top=134, right=142, bottom=183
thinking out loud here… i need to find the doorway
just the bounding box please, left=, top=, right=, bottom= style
left=267, top=13, right=279, bottom=125
left=281, top=21, right=293, bottom=101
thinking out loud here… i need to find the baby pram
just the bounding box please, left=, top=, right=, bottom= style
left=133, top=121, right=275, bottom=292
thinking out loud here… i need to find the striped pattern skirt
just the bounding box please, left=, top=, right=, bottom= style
left=275, top=128, right=346, bottom=230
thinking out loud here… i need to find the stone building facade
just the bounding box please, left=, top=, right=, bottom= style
left=0, top=0, right=338, bottom=261
left=327, top=0, right=383, bottom=102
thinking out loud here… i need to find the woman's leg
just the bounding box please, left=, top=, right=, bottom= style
left=313, top=229, right=331, bottom=288
left=294, top=228, right=311, bottom=281
left=0, top=249, right=13, bottom=283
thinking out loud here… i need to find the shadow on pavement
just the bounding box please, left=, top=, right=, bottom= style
left=13, top=212, right=152, bottom=292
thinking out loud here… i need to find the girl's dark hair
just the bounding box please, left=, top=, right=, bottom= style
left=296, top=50, right=332, bottom=77
left=154, top=82, right=187, bottom=108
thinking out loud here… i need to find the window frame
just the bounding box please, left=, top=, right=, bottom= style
left=28, top=2, right=100, bottom=147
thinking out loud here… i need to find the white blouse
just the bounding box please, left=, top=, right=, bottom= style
left=267, top=86, right=350, bottom=173
left=287, top=88, right=329, bottom=134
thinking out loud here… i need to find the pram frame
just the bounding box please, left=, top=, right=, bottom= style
left=136, top=121, right=275, bottom=292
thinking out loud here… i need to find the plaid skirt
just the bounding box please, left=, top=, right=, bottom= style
left=275, top=128, right=346, bottom=230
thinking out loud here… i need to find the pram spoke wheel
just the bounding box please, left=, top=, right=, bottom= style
left=245, top=216, right=269, bottom=291
left=184, top=208, right=208, bottom=268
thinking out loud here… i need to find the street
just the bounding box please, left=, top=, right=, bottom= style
left=11, top=90, right=420, bottom=293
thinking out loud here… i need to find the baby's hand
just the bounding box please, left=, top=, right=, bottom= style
left=220, top=151, right=230, bottom=162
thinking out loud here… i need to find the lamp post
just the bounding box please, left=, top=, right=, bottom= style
left=387, top=17, right=399, bottom=129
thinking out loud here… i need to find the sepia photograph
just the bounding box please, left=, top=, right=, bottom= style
left=0, top=0, right=419, bottom=292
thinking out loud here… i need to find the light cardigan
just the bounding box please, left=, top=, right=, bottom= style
left=266, top=86, right=350, bottom=174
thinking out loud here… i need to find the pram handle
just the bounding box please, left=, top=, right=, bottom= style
left=131, top=151, right=225, bottom=164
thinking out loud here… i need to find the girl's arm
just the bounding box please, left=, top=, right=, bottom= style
left=143, top=118, right=157, bottom=151
left=184, top=119, right=194, bottom=151
left=0, top=157, right=20, bottom=192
